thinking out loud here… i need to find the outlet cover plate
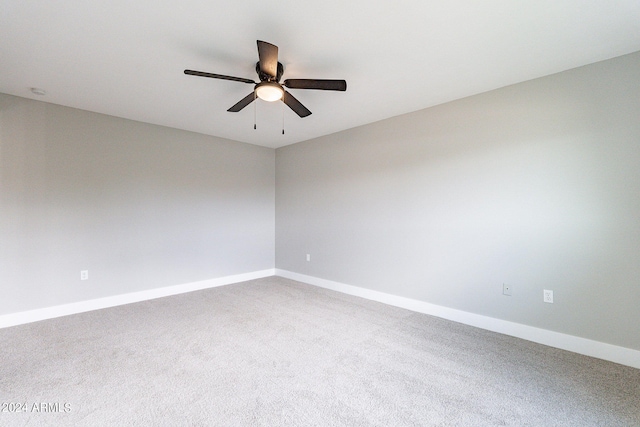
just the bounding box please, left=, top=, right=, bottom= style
left=503, top=283, right=512, bottom=296
left=543, top=289, right=553, bottom=303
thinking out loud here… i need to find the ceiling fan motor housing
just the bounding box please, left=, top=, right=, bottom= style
left=257, top=62, right=284, bottom=82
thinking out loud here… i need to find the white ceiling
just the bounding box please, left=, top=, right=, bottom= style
left=2, top=1, right=640, bottom=149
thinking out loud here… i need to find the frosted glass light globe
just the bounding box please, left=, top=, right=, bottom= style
left=256, top=82, right=283, bottom=102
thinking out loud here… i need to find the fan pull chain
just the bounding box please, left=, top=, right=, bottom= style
left=253, top=92, right=257, bottom=130
left=281, top=98, right=285, bottom=135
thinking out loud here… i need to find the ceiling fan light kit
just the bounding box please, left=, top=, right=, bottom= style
left=255, top=81, right=284, bottom=102
left=184, top=40, right=346, bottom=123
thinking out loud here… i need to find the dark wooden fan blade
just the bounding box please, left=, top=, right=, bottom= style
left=283, top=91, right=312, bottom=118
left=257, top=40, right=278, bottom=78
left=283, top=79, right=347, bottom=91
left=227, top=92, right=256, bottom=112
left=184, top=70, right=255, bottom=84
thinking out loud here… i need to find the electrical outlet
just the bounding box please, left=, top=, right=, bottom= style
left=543, top=289, right=553, bottom=303
left=503, top=284, right=512, bottom=296
left=306, top=254, right=310, bottom=262
left=80, top=270, right=89, bottom=281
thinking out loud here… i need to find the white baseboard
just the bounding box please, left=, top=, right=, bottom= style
left=0, top=269, right=275, bottom=329
left=4, top=268, right=638, bottom=369
left=275, top=269, right=640, bottom=370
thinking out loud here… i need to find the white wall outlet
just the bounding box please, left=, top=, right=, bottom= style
left=503, top=283, right=512, bottom=296
left=543, top=289, right=553, bottom=303
left=80, top=270, right=89, bottom=280
left=306, top=254, right=310, bottom=262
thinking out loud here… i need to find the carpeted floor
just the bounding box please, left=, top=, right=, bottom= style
left=1, top=276, right=638, bottom=426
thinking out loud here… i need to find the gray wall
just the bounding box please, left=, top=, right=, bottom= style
left=276, top=51, right=640, bottom=351
left=3, top=52, right=639, bottom=352
left=1, top=94, right=275, bottom=314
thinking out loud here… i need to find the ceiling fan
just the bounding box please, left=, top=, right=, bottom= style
left=184, top=40, right=347, bottom=118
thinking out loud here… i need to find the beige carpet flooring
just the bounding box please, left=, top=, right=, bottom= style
left=1, top=276, right=639, bottom=426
